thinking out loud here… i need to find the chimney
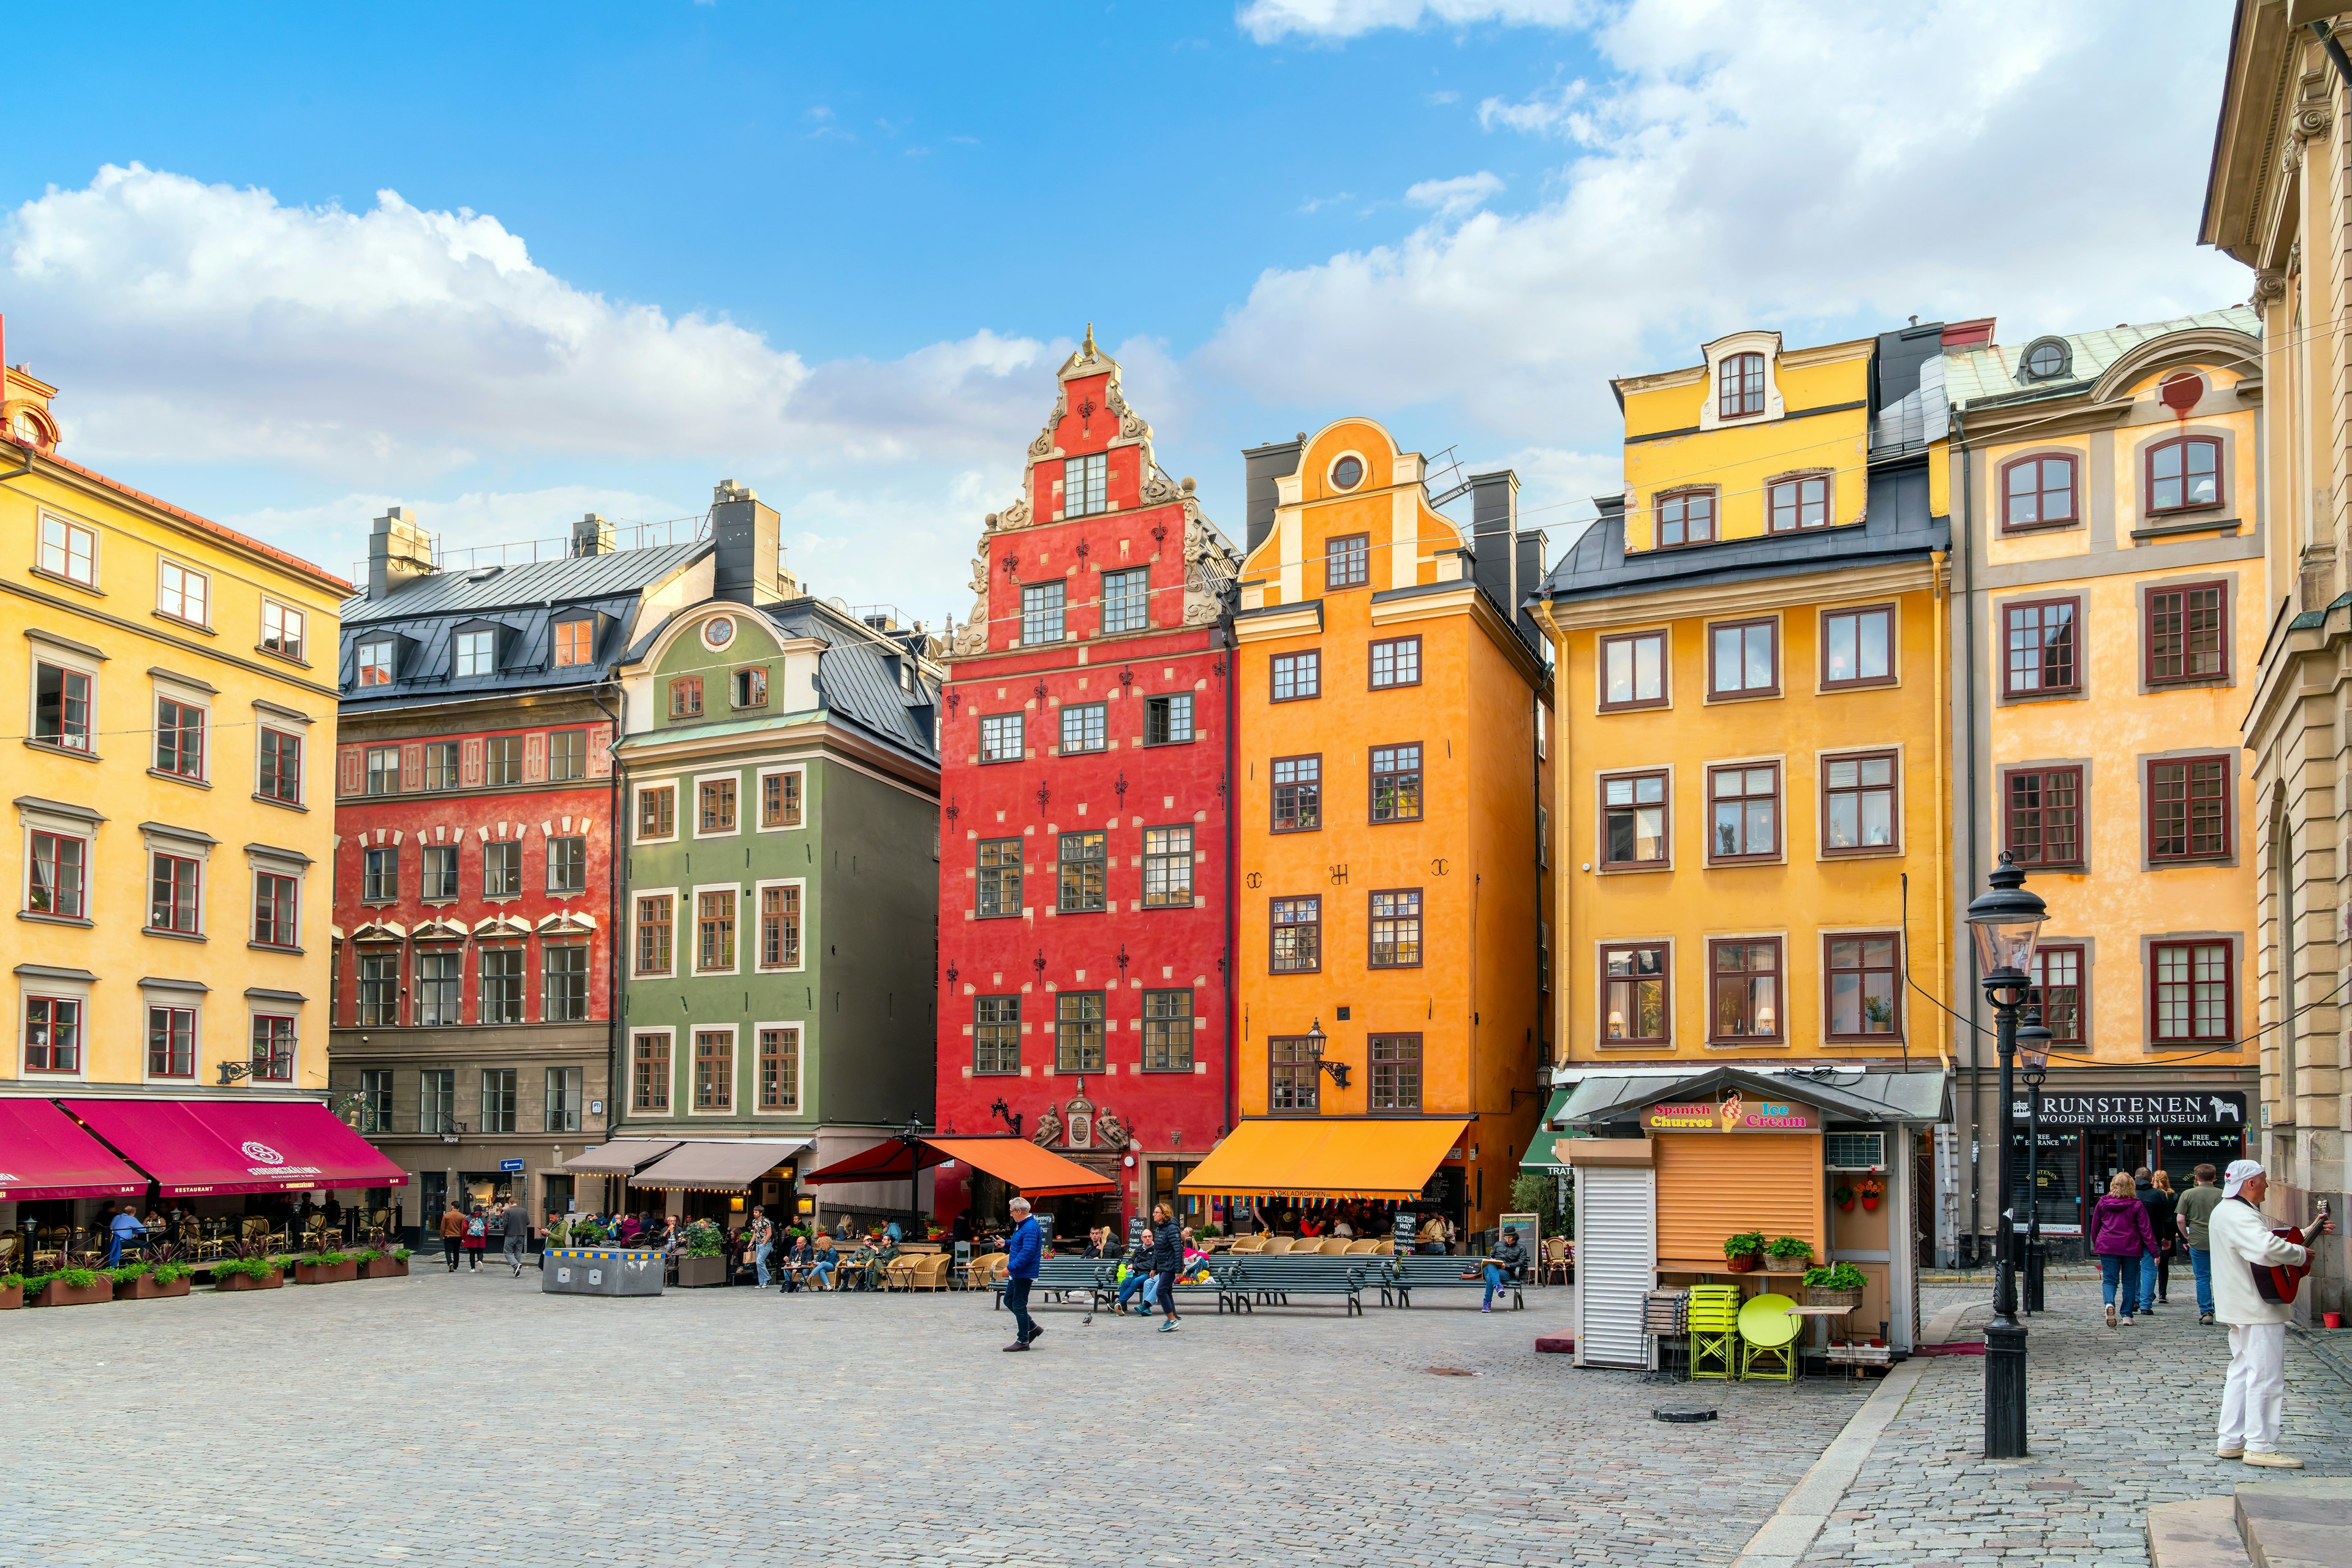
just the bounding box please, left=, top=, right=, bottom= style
left=1242, top=437, right=1304, bottom=556
left=1514, top=530, right=1544, bottom=650
left=711, top=479, right=784, bottom=605
left=367, top=507, right=434, bottom=600
left=572, top=513, right=615, bottom=557
left=1468, top=469, right=1519, bottom=633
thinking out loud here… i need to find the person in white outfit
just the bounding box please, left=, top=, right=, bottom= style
left=2208, top=1158, right=2332, bottom=1468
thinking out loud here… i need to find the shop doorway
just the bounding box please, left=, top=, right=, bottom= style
left=2083, top=1131, right=2150, bottom=1195
left=2009, top=1128, right=2084, bottom=1234
left=1149, top=1161, right=1201, bottom=1229
left=543, top=1175, right=574, bottom=1218
left=458, top=1171, right=516, bottom=1213
left=418, top=1172, right=448, bottom=1236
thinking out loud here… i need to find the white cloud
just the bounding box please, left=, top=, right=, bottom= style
left=1210, top=0, right=2245, bottom=486
left=1405, top=171, right=1504, bottom=218
left=1237, top=0, right=1589, bottom=43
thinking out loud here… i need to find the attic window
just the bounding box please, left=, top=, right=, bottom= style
left=467, top=566, right=503, bottom=583
left=1719, top=352, right=1766, bottom=418
left=356, top=639, right=395, bottom=687
left=455, top=628, right=499, bottom=677
left=898, top=658, right=915, bottom=695
left=2020, top=337, right=2071, bottom=382
left=552, top=619, right=594, bottom=667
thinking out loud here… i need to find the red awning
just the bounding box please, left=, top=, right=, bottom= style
left=804, top=1136, right=1115, bottom=1199
left=64, top=1099, right=409, bottom=1196
left=802, top=1138, right=941, bottom=1186
left=0, top=1099, right=149, bottom=1201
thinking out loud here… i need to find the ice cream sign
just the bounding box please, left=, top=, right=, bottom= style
left=1642, top=1091, right=1818, bottom=1133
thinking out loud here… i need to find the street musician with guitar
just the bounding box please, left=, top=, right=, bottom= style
left=2209, top=1159, right=2334, bottom=1469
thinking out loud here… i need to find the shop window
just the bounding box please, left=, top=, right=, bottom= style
left=2146, top=582, right=2226, bottom=684
left=1602, top=944, right=1670, bottom=1044
left=1369, top=888, right=1423, bottom=968
left=1768, top=475, right=1830, bottom=531
left=981, top=713, right=1023, bottom=763
left=2005, top=766, right=2085, bottom=869
left=1101, top=567, right=1149, bottom=634
left=693, top=1031, right=733, bottom=1111
left=1021, top=582, right=1066, bottom=644
left=1656, top=489, right=1716, bottom=548
left=2146, top=435, right=2221, bottom=513
left=973, top=997, right=1020, bottom=1074
left=1143, top=989, right=1193, bottom=1071
left=1065, top=452, right=1107, bottom=518
left=2147, top=756, right=2231, bottom=861
left=1599, top=631, right=1667, bottom=711
left=543, top=945, right=588, bottom=1022
left=24, top=996, right=81, bottom=1072
left=258, top=728, right=303, bottom=804
left=1708, top=938, right=1783, bottom=1044
left=638, top=784, right=677, bottom=839
left=1600, top=771, right=1668, bottom=867
left=760, top=884, right=802, bottom=969
left=478, top=949, right=524, bottom=1023
left=148, top=852, right=200, bottom=933
left=1326, top=533, right=1370, bottom=590
left=1058, top=831, right=1107, bottom=913
left=1270, top=896, right=1321, bottom=973
left=1822, top=750, right=1898, bottom=854
left=251, top=1016, right=296, bottom=1081
left=1719, top=352, right=1766, bottom=418
left=631, top=1033, right=671, bottom=1112
left=1056, top=992, right=1105, bottom=1072
left=154, top=697, right=206, bottom=779
left=483, top=841, right=522, bottom=897
left=1370, top=1034, right=1422, bottom=1112
left=1144, top=693, right=1193, bottom=745
left=2003, top=598, right=2080, bottom=696
left=635, top=895, right=674, bottom=974
left=2000, top=454, right=2078, bottom=531
left=1143, top=826, right=1193, bottom=908
left=1269, top=1035, right=1321, bottom=1113
left=2027, top=944, right=2085, bottom=1046
left=1708, top=618, right=1777, bottom=698
left=148, top=1006, right=197, bottom=1078
left=698, top=777, right=737, bottom=834
left=1820, top=606, right=1893, bottom=688
left=1370, top=636, right=1422, bottom=690
left=1272, top=755, right=1322, bottom=832
left=696, top=890, right=736, bottom=972
left=1825, top=934, right=1902, bottom=1040
left=2150, top=940, right=2233, bottom=1044
left=1370, top=742, right=1423, bottom=823
left=758, top=1028, right=800, bottom=1112
left=416, top=952, right=461, bottom=1025
left=32, top=662, right=91, bottom=751
left=977, top=838, right=1023, bottom=917
left=1707, top=761, right=1780, bottom=862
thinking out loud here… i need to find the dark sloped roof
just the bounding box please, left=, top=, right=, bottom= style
left=336, top=542, right=707, bottom=708
left=759, top=598, right=941, bottom=764
left=1531, top=461, right=1948, bottom=607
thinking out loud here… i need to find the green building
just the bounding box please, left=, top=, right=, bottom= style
left=604, top=483, right=942, bottom=1227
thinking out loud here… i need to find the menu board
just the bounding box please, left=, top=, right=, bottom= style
left=1393, top=1211, right=1419, bottom=1252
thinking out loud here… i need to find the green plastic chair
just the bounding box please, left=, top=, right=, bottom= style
left=1687, top=1285, right=1743, bottom=1380
left=1738, top=1292, right=1799, bottom=1382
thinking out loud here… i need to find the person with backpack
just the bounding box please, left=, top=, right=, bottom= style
left=461, top=1205, right=489, bottom=1271
left=2089, top=1171, right=2157, bottom=1327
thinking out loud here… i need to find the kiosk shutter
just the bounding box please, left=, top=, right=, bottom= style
left=1575, top=1164, right=1655, bottom=1369
left=1654, top=1133, right=1823, bottom=1264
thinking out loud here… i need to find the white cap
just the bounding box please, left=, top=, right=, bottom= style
left=2222, top=1158, right=2264, bottom=1199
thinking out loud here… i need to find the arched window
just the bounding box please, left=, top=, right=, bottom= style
left=1656, top=489, right=1716, bottom=548
left=2146, top=435, right=2220, bottom=513
left=1719, top=352, right=1766, bottom=418
left=2000, top=453, right=2078, bottom=532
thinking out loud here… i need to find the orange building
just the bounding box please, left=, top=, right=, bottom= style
left=1182, top=419, right=1552, bottom=1238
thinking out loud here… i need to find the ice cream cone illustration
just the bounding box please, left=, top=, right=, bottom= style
left=1719, top=1092, right=1744, bottom=1132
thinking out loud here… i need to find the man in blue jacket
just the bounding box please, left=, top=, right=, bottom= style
left=1003, top=1197, right=1044, bottom=1351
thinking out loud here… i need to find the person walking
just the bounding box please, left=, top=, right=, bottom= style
left=1001, top=1197, right=1043, bottom=1351
left=2089, top=1171, right=2157, bottom=1327
left=2177, top=1164, right=2225, bottom=1325
left=2133, top=1167, right=2174, bottom=1311
left=748, top=1207, right=775, bottom=1289
left=439, top=1203, right=466, bottom=1272
left=2143, top=1168, right=2180, bottom=1308
left=1150, top=1202, right=1183, bottom=1333
left=461, top=1205, right=489, bottom=1270
left=499, top=1200, right=530, bottom=1276
left=2211, top=1158, right=2333, bottom=1468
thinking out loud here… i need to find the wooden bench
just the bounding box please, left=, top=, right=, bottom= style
left=1381, top=1256, right=1523, bottom=1310
left=1227, top=1254, right=1371, bottom=1316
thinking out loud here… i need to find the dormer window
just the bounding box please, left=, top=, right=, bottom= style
left=732, top=666, right=767, bottom=709
left=552, top=619, right=594, bottom=667
left=2019, top=337, right=2071, bottom=382
left=455, top=628, right=499, bottom=677
left=899, top=658, right=915, bottom=695
left=1719, top=352, right=1766, bottom=418
left=356, top=639, right=395, bottom=687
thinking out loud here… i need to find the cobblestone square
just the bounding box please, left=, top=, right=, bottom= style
left=7, top=1269, right=1866, bottom=1568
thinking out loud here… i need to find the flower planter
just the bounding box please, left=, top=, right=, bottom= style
left=360, top=1256, right=410, bottom=1280
left=0, top=1282, right=20, bottom=1310
left=676, top=1254, right=726, bottom=1288
left=114, top=1273, right=192, bottom=1301
left=1803, top=1286, right=1864, bottom=1311
left=293, top=1260, right=359, bottom=1286
left=1860, top=1197, right=1880, bottom=1212
left=29, top=1277, right=114, bottom=1308
left=214, top=1268, right=284, bottom=1291
left=1724, top=1254, right=1758, bottom=1273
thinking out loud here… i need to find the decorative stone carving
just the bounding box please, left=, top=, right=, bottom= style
left=1109, top=386, right=1150, bottom=443
left=1028, top=390, right=1067, bottom=459
left=949, top=556, right=991, bottom=657
left=1093, top=1106, right=1128, bottom=1152
left=1140, top=467, right=1177, bottom=505
left=998, top=497, right=1031, bottom=530
left=1031, top=1104, right=1064, bottom=1148
left=1182, top=516, right=1239, bottom=626
left=2252, top=269, right=2288, bottom=306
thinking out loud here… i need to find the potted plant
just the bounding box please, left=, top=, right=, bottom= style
left=1858, top=1175, right=1884, bottom=1212
left=26, top=1266, right=113, bottom=1308
left=109, top=1261, right=194, bottom=1301
left=211, top=1254, right=285, bottom=1292
left=359, top=1247, right=412, bottom=1280
left=1833, top=1182, right=1855, bottom=1212
left=1801, top=1262, right=1867, bottom=1310
left=1765, top=1235, right=1814, bottom=1271
left=676, top=1220, right=727, bottom=1287
left=0, top=1273, right=20, bottom=1310
left=293, top=1250, right=359, bottom=1285
left=1722, top=1231, right=1765, bottom=1273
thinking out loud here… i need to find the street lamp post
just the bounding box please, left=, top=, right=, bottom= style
left=2016, top=1012, right=2052, bottom=1315
left=1964, top=850, right=2048, bottom=1461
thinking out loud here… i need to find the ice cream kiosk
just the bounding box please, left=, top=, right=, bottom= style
left=1558, top=1067, right=1948, bottom=1370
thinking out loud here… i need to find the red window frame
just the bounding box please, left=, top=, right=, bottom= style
left=1719, top=352, right=1766, bottom=418
left=2002, top=597, right=2081, bottom=696
left=27, top=829, right=87, bottom=919
left=2144, top=434, right=2222, bottom=514
left=23, top=995, right=81, bottom=1072
left=1706, top=937, right=1784, bottom=1044
left=2147, top=755, right=2232, bottom=862
left=1599, top=630, right=1668, bottom=712
left=1707, top=617, right=1779, bottom=698
left=1999, top=453, right=2079, bottom=532
left=2027, top=943, right=2086, bottom=1046
left=252, top=871, right=299, bottom=948
left=1656, top=489, right=1716, bottom=549
left=1823, top=932, right=1904, bottom=1042
left=2144, top=581, right=2228, bottom=685
left=2149, top=940, right=2234, bottom=1046
left=1768, top=473, right=1830, bottom=532
left=250, top=1015, right=296, bottom=1082
left=149, top=852, right=202, bottom=934
left=2004, top=766, right=2086, bottom=869
left=146, top=1004, right=196, bottom=1078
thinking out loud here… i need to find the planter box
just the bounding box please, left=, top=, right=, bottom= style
left=1804, top=1286, right=1864, bottom=1311
left=114, top=1273, right=192, bottom=1301
left=29, top=1278, right=113, bottom=1308
left=0, top=1282, right=19, bottom=1310
left=360, top=1256, right=410, bottom=1280
left=1724, top=1255, right=1758, bottom=1273
left=293, top=1260, right=360, bottom=1286
left=675, top=1254, right=726, bottom=1288
left=214, top=1269, right=284, bottom=1291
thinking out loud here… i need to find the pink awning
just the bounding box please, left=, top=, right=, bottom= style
left=0, top=1099, right=148, bottom=1201
left=63, top=1099, right=409, bottom=1196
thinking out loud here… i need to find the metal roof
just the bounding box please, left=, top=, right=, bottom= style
left=340, top=541, right=706, bottom=625
left=760, top=599, right=941, bottom=764
left=1942, top=306, right=2260, bottom=409
left=1532, top=460, right=1948, bottom=607
left=1556, top=1067, right=1950, bottom=1126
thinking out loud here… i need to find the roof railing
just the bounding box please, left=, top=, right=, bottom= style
left=347, top=511, right=710, bottom=583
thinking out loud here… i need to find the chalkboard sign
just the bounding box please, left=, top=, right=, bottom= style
left=1127, top=1214, right=1147, bottom=1250
left=1393, top=1211, right=1419, bottom=1252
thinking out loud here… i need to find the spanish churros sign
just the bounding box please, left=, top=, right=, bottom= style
left=1642, top=1090, right=1817, bottom=1134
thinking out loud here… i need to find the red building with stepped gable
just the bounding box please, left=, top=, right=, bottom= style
left=932, top=330, right=1239, bottom=1236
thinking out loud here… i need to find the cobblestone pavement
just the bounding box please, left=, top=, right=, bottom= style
left=1795, top=1283, right=2352, bottom=1568
left=6, top=1268, right=1866, bottom=1568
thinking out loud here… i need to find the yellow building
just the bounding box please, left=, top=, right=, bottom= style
left=0, top=358, right=348, bottom=1117
left=1531, top=325, right=1956, bottom=1346
left=1942, top=309, right=2264, bottom=1253
left=1184, top=419, right=1551, bottom=1240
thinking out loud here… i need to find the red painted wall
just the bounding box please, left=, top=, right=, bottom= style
left=933, top=364, right=1233, bottom=1228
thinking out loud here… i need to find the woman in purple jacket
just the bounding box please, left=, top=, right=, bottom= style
left=2089, top=1170, right=2158, bottom=1327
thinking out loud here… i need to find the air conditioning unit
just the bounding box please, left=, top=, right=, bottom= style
left=1825, top=1131, right=1885, bottom=1172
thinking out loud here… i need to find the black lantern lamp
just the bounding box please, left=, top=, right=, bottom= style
left=2015, top=1011, right=2052, bottom=1316
left=1307, top=1017, right=1350, bottom=1090
left=1963, top=850, right=2048, bottom=1460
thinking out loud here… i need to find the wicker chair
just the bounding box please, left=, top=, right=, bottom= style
left=1261, top=1237, right=1295, bottom=1255
left=963, top=1251, right=1008, bottom=1290
left=1343, top=1238, right=1381, bottom=1255
left=1228, top=1236, right=1268, bottom=1254
left=1540, top=1235, right=1572, bottom=1287
left=907, top=1252, right=954, bottom=1291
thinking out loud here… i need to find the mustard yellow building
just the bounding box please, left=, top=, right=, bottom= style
left=1531, top=325, right=1956, bottom=1343
left=1183, top=420, right=1551, bottom=1238
left=0, top=357, right=348, bottom=1117
left=1943, top=309, right=2264, bottom=1254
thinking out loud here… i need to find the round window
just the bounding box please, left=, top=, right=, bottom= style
left=2021, top=340, right=2069, bottom=381
left=701, top=616, right=736, bottom=650
left=1330, top=454, right=1365, bottom=491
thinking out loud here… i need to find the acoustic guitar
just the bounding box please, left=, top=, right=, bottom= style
left=2249, top=1200, right=2331, bottom=1305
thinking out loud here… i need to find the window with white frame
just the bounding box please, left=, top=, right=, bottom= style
left=157, top=560, right=209, bottom=625
left=32, top=661, right=91, bottom=751
left=261, top=600, right=305, bottom=660
left=1065, top=452, right=1107, bottom=517
left=355, top=639, right=395, bottom=686
left=38, top=515, right=96, bottom=586
left=454, top=628, right=498, bottom=677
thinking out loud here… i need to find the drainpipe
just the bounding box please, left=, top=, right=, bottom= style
left=1535, top=594, right=1570, bottom=1098
left=1954, top=415, right=1983, bottom=1267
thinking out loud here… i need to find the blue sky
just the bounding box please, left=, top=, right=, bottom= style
left=3, top=1, right=2245, bottom=619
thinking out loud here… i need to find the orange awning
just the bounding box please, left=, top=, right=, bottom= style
left=926, top=1137, right=1115, bottom=1199
left=1177, top=1118, right=1469, bottom=1200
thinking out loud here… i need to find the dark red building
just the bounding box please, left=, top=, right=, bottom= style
left=933, top=332, right=1238, bottom=1235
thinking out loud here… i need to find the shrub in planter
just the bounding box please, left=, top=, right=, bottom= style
left=293, top=1251, right=359, bottom=1285
left=1765, top=1235, right=1814, bottom=1270
left=0, top=1273, right=20, bottom=1310
left=1801, top=1262, right=1867, bottom=1309
left=1833, top=1183, right=1855, bottom=1211
left=211, top=1256, right=285, bottom=1291
left=1722, top=1231, right=1765, bottom=1271
left=358, top=1248, right=411, bottom=1280
left=109, top=1262, right=194, bottom=1300
left=28, top=1267, right=113, bottom=1308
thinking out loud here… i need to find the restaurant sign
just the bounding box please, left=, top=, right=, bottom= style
left=2008, top=1092, right=2245, bottom=1129
left=1642, top=1092, right=1818, bottom=1134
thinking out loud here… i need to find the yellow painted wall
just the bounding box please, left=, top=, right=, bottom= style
left=0, top=442, right=346, bottom=1095
left=1233, top=417, right=1546, bottom=1227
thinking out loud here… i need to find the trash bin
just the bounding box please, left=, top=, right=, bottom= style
left=541, top=1247, right=665, bottom=1297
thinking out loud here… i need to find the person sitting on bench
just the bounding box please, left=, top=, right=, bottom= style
left=1483, top=1228, right=1528, bottom=1313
